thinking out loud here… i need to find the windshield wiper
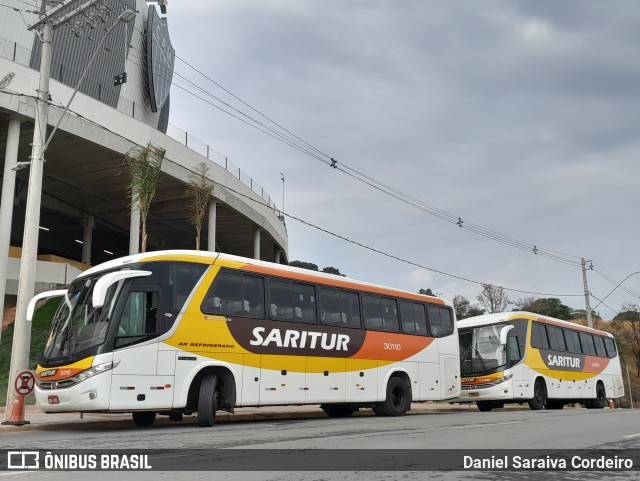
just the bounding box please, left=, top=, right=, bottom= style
left=473, top=343, right=487, bottom=371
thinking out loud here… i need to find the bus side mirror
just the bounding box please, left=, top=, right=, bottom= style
left=92, top=270, right=151, bottom=308
left=26, top=290, right=67, bottom=321
left=499, top=324, right=514, bottom=345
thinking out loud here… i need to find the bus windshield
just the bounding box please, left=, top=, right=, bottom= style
left=459, top=324, right=506, bottom=375
left=42, top=275, right=123, bottom=361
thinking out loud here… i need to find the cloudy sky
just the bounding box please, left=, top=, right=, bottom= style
left=165, top=1, right=640, bottom=318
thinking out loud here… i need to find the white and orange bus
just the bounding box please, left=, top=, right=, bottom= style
left=30, top=250, right=460, bottom=426
left=455, top=312, right=624, bottom=411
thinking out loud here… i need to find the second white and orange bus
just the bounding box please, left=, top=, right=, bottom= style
left=30, top=250, right=460, bottom=426
left=455, top=312, right=624, bottom=411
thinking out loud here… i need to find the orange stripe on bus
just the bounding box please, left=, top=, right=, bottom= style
left=352, top=331, right=434, bottom=361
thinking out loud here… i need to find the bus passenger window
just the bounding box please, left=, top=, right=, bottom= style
left=243, top=275, right=265, bottom=318
left=319, top=288, right=342, bottom=326
left=579, top=332, right=596, bottom=356
left=530, top=322, right=550, bottom=350
left=293, top=283, right=316, bottom=324
left=381, top=298, right=399, bottom=332
left=363, top=295, right=400, bottom=332
left=604, top=337, right=617, bottom=358
left=399, top=301, right=428, bottom=335
left=269, top=280, right=294, bottom=320
left=547, top=326, right=566, bottom=352
left=427, top=305, right=454, bottom=337
left=593, top=335, right=607, bottom=358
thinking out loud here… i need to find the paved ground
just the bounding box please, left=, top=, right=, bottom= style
left=0, top=402, right=494, bottom=432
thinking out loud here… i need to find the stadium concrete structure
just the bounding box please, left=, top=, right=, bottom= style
left=0, top=0, right=288, bottom=326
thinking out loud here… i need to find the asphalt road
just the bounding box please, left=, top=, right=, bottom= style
left=1, top=407, right=639, bottom=480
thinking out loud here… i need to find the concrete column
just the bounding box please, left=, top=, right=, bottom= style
left=275, top=250, right=281, bottom=264
left=129, top=195, right=140, bottom=255
left=207, top=200, right=217, bottom=252
left=81, top=215, right=95, bottom=264
left=0, top=118, right=21, bottom=335
left=253, top=228, right=261, bottom=260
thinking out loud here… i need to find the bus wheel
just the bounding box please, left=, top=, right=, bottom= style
left=528, top=379, right=546, bottom=410
left=476, top=401, right=493, bottom=412
left=197, top=374, right=219, bottom=427
left=321, top=404, right=358, bottom=417
left=132, top=411, right=156, bottom=426
left=373, top=376, right=411, bottom=417
left=587, top=384, right=607, bottom=409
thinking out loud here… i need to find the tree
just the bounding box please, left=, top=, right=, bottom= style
left=612, top=303, right=640, bottom=376
left=322, top=267, right=345, bottom=277
left=289, top=261, right=319, bottom=271
left=453, top=294, right=485, bottom=320
left=185, top=162, right=214, bottom=250
left=514, top=297, right=572, bottom=320
left=125, top=142, right=165, bottom=252
left=419, top=288, right=434, bottom=296
left=477, top=284, right=510, bottom=314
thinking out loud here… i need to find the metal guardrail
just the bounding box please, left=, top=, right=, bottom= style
left=0, top=36, right=285, bottom=226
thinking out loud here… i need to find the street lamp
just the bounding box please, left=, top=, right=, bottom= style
left=592, top=271, right=640, bottom=311
left=4, top=3, right=136, bottom=423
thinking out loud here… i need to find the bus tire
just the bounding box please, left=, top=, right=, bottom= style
left=197, top=374, right=219, bottom=427
left=476, top=401, right=493, bottom=412
left=373, top=376, right=411, bottom=417
left=132, top=411, right=156, bottom=426
left=587, top=383, right=606, bottom=409
left=528, top=378, right=547, bottom=410
left=321, top=404, right=358, bottom=417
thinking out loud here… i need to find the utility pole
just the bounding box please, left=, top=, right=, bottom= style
left=4, top=17, right=54, bottom=419
left=4, top=0, right=136, bottom=420
left=581, top=257, right=593, bottom=328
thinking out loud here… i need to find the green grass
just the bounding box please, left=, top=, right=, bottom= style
left=0, top=298, right=62, bottom=391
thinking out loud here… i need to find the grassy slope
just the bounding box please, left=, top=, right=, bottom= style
left=0, top=298, right=62, bottom=390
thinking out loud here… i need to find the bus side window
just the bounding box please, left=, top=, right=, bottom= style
left=593, top=335, right=607, bottom=358
left=427, top=305, right=453, bottom=337
left=115, top=290, right=158, bottom=348
left=547, top=326, right=566, bottom=352
left=579, top=332, right=596, bottom=356
left=507, top=335, right=521, bottom=363
left=604, top=337, right=618, bottom=358
left=363, top=295, right=399, bottom=331
left=530, top=322, right=550, bottom=350
left=243, top=275, right=265, bottom=318
left=269, top=280, right=295, bottom=321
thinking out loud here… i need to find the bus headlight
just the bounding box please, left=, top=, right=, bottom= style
left=72, top=360, right=120, bottom=384
left=493, top=373, right=513, bottom=385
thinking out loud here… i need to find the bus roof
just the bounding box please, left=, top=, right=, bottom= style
left=78, top=250, right=452, bottom=307
left=457, top=311, right=613, bottom=337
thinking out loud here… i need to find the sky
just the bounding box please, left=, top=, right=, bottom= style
left=164, top=0, right=640, bottom=318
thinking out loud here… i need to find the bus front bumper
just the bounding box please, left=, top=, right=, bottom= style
left=454, top=379, right=514, bottom=403
left=35, top=372, right=111, bottom=412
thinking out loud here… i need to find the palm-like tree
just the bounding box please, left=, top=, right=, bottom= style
left=185, top=162, right=214, bottom=250
left=124, top=142, right=165, bottom=252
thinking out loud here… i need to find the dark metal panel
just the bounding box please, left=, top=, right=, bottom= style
left=30, top=0, right=137, bottom=108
